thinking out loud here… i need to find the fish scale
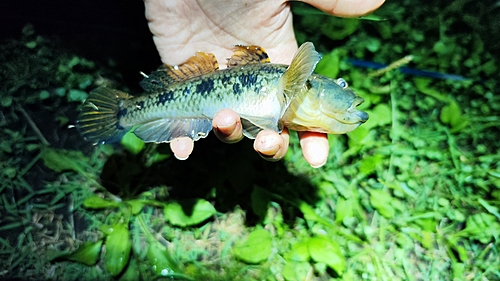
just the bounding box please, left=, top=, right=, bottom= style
left=120, top=64, right=287, bottom=127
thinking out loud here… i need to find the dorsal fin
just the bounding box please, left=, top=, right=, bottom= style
left=227, top=45, right=270, bottom=67
left=140, top=51, right=219, bottom=92
left=166, top=51, right=219, bottom=81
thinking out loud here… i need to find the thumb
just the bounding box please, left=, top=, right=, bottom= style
left=299, top=0, right=385, bottom=17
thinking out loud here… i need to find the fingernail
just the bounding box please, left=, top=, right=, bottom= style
left=310, top=160, right=326, bottom=168
left=174, top=153, right=189, bottom=161
left=215, top=122, right=237, bottom=137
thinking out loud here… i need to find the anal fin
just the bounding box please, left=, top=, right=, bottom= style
left=133, top=118, right=213, bottom=143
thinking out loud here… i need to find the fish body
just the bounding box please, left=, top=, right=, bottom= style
left=77, top=42, right=368, bottom=145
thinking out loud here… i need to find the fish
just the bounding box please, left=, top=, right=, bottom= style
left=76, top=42, right=368, bottom=145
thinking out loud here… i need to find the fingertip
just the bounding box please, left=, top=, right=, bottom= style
left=169, top=137, right=194, bottom=160
left=213, top=109, right=243, bottom=143
left=334, top=0, right=385, bottom=17
left=254, top=129, right=289, bottom=162
left=301, top=0, right=385, bottom=17
left=298, top=132, right=329, bottom=168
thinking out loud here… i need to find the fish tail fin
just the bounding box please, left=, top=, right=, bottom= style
left=279, top=42, right=322, bottom=115
left=76, top=87, right=133, bottom=144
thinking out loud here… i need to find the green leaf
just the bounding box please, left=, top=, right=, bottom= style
left=321, top=18, right=360, bottom=40
left=67, top=240, right=103, bottom=265
left=374, top=22, right=392, bottom=39
left=39, top=90, right=50, bottom=100
left=1, top=96, right=12, bottom=107
left=335, top=197, right=354, bottom=225
left=308, top=236, right=345, bottom=275
left=67, top=56, right=81, bottom=68
left=0, top=141, right=12, bottom=153
left=452, top=262, right=465, bottom=280
left=128, top=199, right=145, bottom=215
left=440, top=100, right=469, bottom=132
left=298, top=201, right=322, bottom=223
left=282, top=261, right=311, bottom=281
left=78, top=76, right=93, bottom=89
left=420, top=230, right=434, bottom=249
left=371, top=104, right=392, bottom=127
left=365, top=37, right=381, bottom=53
left=369, top=189, right=395, bottom=218
left=359, top=155, right=383, bottom=175
left=3, top=167, right=17, bottom=179
left=285, top=239, right=310, bottom=262
left=55, top=87, right=66, bottom=97
left=234, top=229, right=272, bottom=264
left=361, top=104, right=392, bottom=131
left=413, top=78, right=449, bottom=102
left=315, top=49, right=341, bottom=78
left=40, top=147, right=90, bottom=174
left=164, top=199, right=216, bottom=227
left=120, top=258, right=140, bottom=281
left=147, top=239, right=180, bottom=276
left=68, top=89, right=88, bottom=102
left=120, top=132, right=145, bottom=155
left=458, top=213, right=500, bottom=244
left=478, top=199, right=500, bottom=220
left=104, top=223, right=132, bottom=276
left=446, top=235, right=468, bottom=262
left=147, top=151, right=170, bottom=165
left=440, top=100, right=460, bottom=125
left=347, top=126, right=370, bottom=145
left=83, top=195, right=119, bottom=209
left=433, top=41, right=448, bottom=55
left=25, top=41, right=37, bottom=49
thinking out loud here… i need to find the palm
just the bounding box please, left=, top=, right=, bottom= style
left=144, top=0, right=298, bottom=67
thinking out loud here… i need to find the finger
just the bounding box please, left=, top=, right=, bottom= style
left=169, top=137, right=194, bottom=160
left=253, top=128, right=290, bottom=162
left=298, top=131, right=329, bottom=168
left=300, top=0, right=385, bottom=17
left=212, top=109, right=244, bottom=143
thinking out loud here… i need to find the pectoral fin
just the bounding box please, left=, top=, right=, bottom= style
left=278, top=42, right=322, bottom=116
left=133, top=118, right=213, bottom=143
left=240, top=115, right=280, bottom=139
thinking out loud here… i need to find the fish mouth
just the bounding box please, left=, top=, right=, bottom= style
left=318, top=100, right=368, bottom=134
left=342, top=97, right=369, bottom=124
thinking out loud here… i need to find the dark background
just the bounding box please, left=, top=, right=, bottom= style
left=1, top=0, right=160, bottom=86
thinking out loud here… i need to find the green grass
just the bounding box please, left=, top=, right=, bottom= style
left=1, top=0, right=499, bottom=280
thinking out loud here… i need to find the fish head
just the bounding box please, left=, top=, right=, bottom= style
left=315, top=77, right=369, bottom=133
left=282, top=75, right=368, bottom=134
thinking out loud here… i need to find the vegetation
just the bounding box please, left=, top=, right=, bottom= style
left=1, top=0, right=499, bottom=280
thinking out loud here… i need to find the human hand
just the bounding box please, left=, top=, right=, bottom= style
left=144, top=0, right=384, bottom=167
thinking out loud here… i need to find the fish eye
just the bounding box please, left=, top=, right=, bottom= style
left=336, top=78, right=348, bottom=89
